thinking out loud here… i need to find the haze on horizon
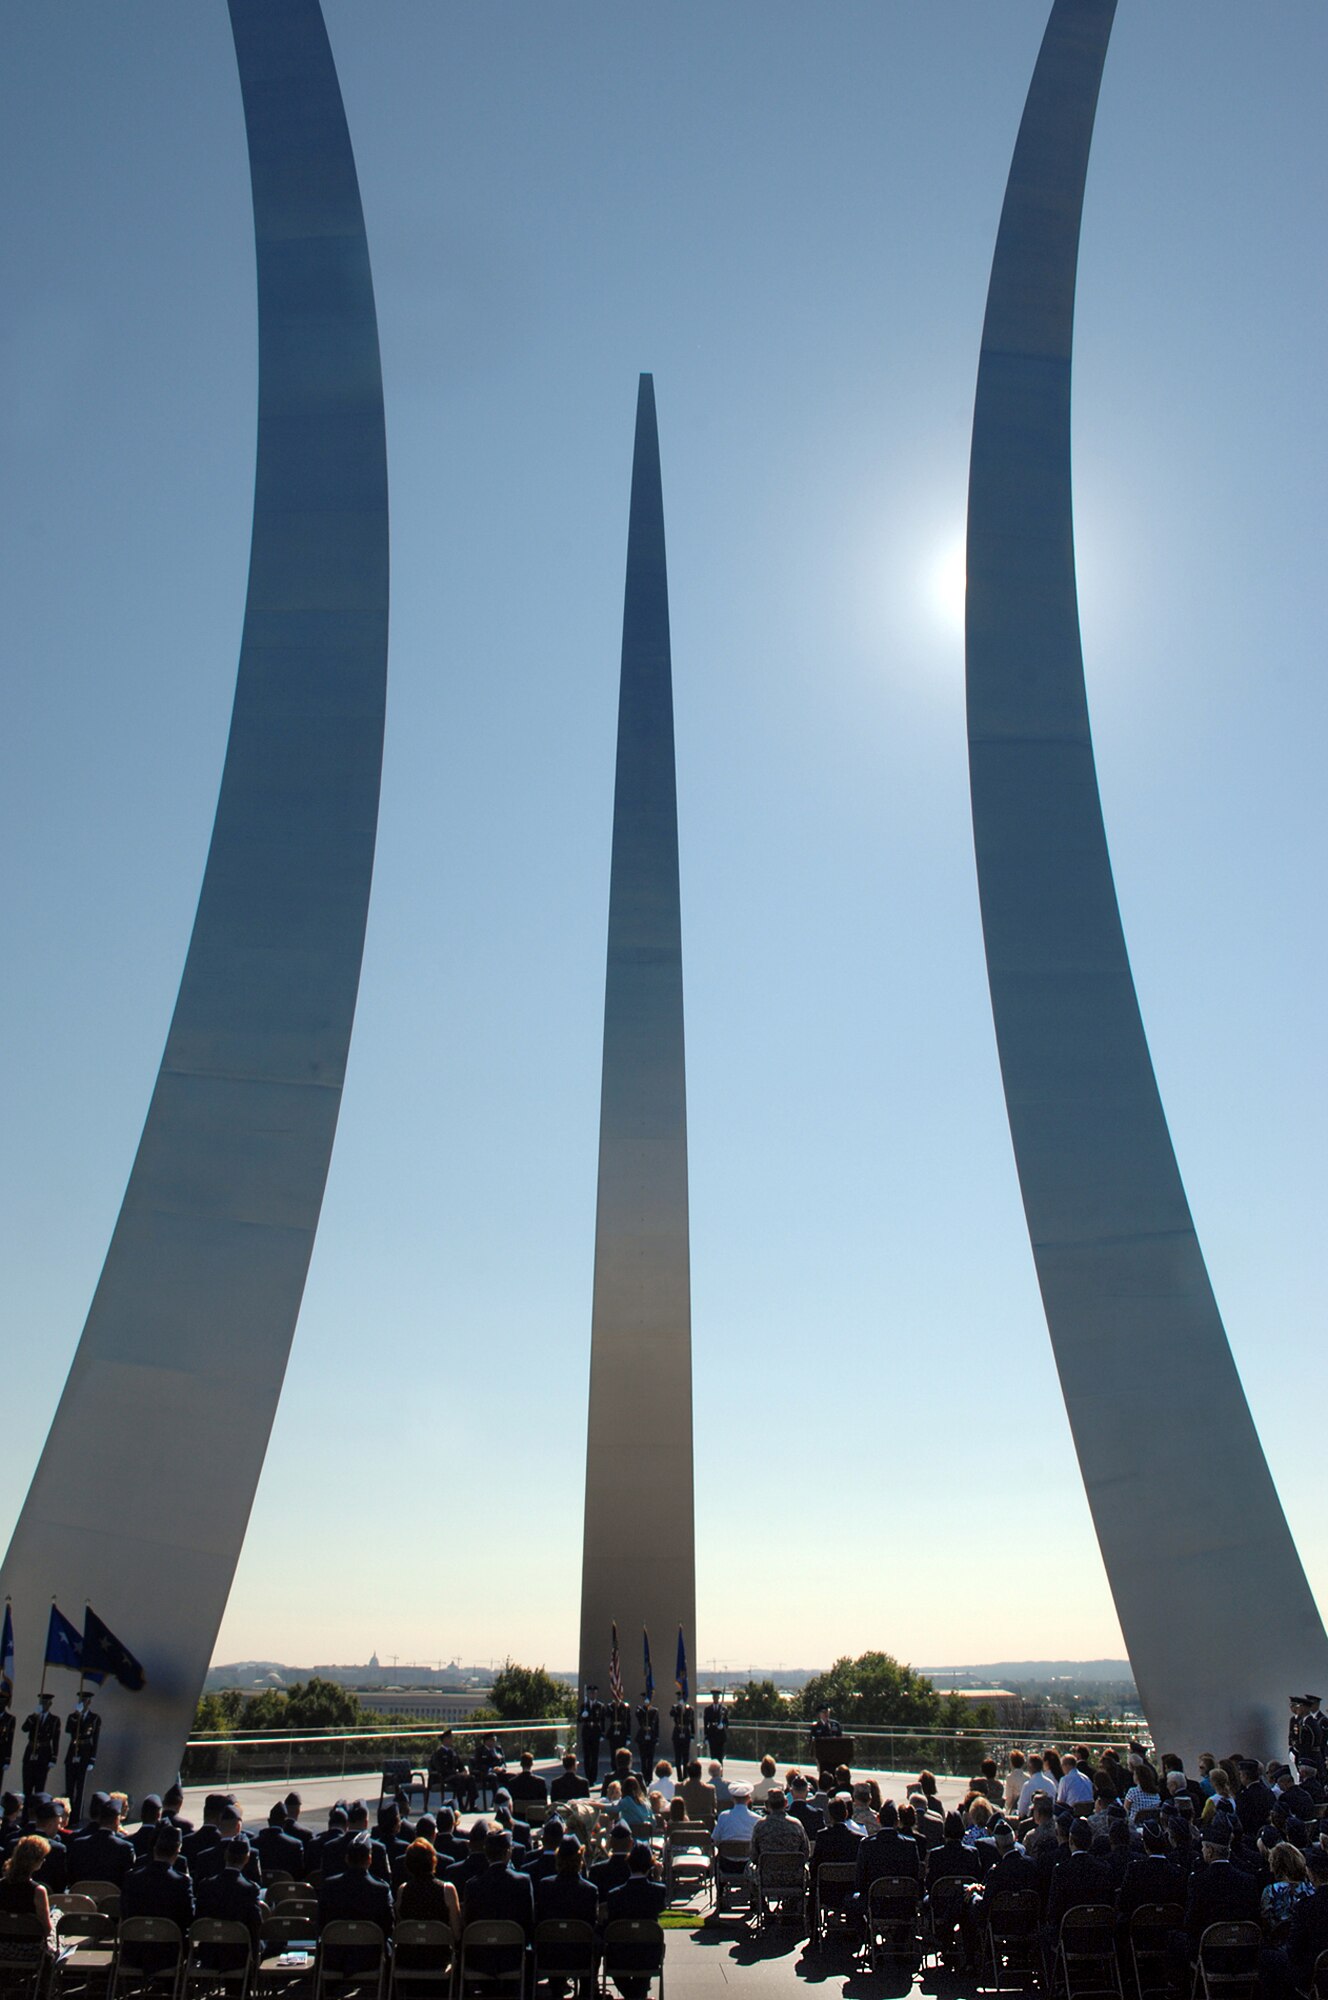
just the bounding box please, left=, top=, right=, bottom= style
left=2, top=3, right=1324, bottom=1678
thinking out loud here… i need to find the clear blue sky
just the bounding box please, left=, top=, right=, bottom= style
left=3, top=2, right=1325, bottom=1679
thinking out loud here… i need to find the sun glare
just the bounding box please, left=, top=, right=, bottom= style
left=928, top=532, right=968, bottom=633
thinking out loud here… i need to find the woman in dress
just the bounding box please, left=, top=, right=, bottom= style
left=0, top=1836, right=53, bottom=1943
left=396, top=1838, right=461, bottom=1940
left=1124, top=1761, right=1163, bottom=1824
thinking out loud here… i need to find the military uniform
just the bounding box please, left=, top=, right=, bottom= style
left=21, top=1702, right=60, bottom=1799
left=579, top=1692, right=605, bottom=1782
left=606, top=1698, right=632, bottom=1761
left=0, top=1704, right=14, bottom=1785
left=1292, top=1699, right=1326, bottom=1778
left=669, top=1701, right=693, bottom=1770
left=702, top=1697, right=729, bottom=1766
left=65, top=1700, right=102, bottom=1820
left=634, top=1700, right=659, bottom=1777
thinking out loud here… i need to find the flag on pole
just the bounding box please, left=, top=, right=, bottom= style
left=82, top=1606, right=146, bottom=1692
left=608, top=1623, right=624, bottom=1703
left=0, top=1602, right=13, bottom=1703
left=675, top=1625, right=689, bottom=1704
left=45, top=1604, right=86, bottom=1677
left=643, top=1629, right=654, bottom=1703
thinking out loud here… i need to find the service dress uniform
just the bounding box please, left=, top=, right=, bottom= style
left=702, top=1698, right=729, bottom=1767
left=21, top=1703, right=60, bottom=1800
left=64, top=1701, right=102, bottom=1820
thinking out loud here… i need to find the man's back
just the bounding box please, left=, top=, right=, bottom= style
left=509, top=1773, right=548, bottom=1804
left=984, top=1850, right=1039, bottom=1897
left=196, top=1870, right=263, bottom=1946
left=1185, top=1862, right=1260, bottom=1941
left=535, top=1872, right=598, bottom=1925
left=812, top=1823, right=861, bottom=1872
left=1120, top=1854, right=1182, bottom=1919
left=464, top=1863, right=534, bottom=1937
left=319, top=1868, right=394, bottom=1936
left=605, top=1877, right=667, bottom=1922
left=679, top=1780, right=716, bottom=1827
left=121, top=1860, right=195, bottom=1932
left=855, top=1828, right=920, bottom=1891
left=550, top=1773, right=590, bottom=1803
left=752, top=1815, right=808, bottom=1860
left=1047, top=1851, right=1114, bottom=1928
left=70, top=1825, right=136, bottom=1886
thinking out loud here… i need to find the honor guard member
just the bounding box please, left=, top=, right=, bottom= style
left=1295, top=1696, right=1327, bottom=1779
left=669, top=1699, right=694, bottom=1771
left=606, top=1695, right=632, bottom=1763
left=21, top=1694, right=60, bottom=1801
left=702, top=1691, right=730, bottom=1767
left=635, top=1695, right=659, bottom=1779
left=65, top=1690, right=101, bottom=1820
left=579, top=1687, right=605, bottom=1783
left=0, top=1690, right=13, bottom=1789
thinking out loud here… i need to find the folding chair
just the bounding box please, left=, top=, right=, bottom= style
left=532, top=1920, right=595, bottom=1998
left=182, top=1920, right=253, bottom=2000
left=1310, top=1951, right=1328, bottom=2000
left=753, top=1851, right=807, bottom=1933
left=925, top=1874, right=971, bottom=1970
left=48, top=1901, right=114, bottom=2000
left=110, top=1917, right=185, bottom=2000
left=1129, top=1902, right=1185, bottom=2000
left=1054, top=1905, right=1120, bottom=2000
left=0, top=1914, right=51, bottom=2000
left=598, top=1920, right=663, bottom=2000
left=388, top=1921, right=454, bottom=2000
left=1191, top=1924, right=1260, bottom=2000
left=71, top=1886, right=121, bottom=1924
left=713, top=1841, right=751, bottom=1917
left=455, top=1922, right=525, bottom=2000
left=660, top=1831, right=711, bottom=1905
left=811, top=1864, right=857, bottom=1947
left=863, top=1875, right=921, bottom=1970
left=520, top=1804, right=550, bottom=1831
left=256, top=1913, right=317, bottom=2000
left=980, top=1888, right=1041, bottom=1994
left=313, top=1923, right=386, bottom=2000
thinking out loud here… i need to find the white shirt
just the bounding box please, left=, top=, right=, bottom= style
left=1019, top=1771, right=1058, bottom=1816
left=714, top=1803, right=758, bottom=1844
left=652, top=1775, right=675, bottom=1801
left=1058, top=1767, right=1094, bottom=1807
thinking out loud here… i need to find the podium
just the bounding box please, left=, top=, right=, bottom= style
left=811, top=1735, right=854, bottom=1779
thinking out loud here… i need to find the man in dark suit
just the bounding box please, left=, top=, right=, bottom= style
left=31, top=1800, right=69, bottom=1892
left=810, top=1797, right=861, bottom=1930
left=789, top=1776, right=825, bottom=1840
left=430, top=1808, right=469, bottom=1865
left=182, top=1796, right=227, bottom=1874
left=161, top=1786, right=194, bottom=1838
left=1183, top=1828, right=1260, bottom=1952
left=1119, top=1827, right=1184, bottom=1919
left=122, top=1823, right=196, bottom=1933
left=68, top=1791, right=136, bottom=1885
left=281, top=1793, right=315, bottom=1863
left=130, top=1796, right=164, bottom=1862
left=508, top=1751, right=548, bottom=1810
left=446, top=1820, right=492, bottom=1894
left=256, top=1803, right=305, bottom=1882
left=192, top=1805, right=261, bottom=1887
left=1045, top=1821, right=1114, bottom=1935
left=464, top=1829, right=534, bottom=1938
left=589, top=1825, right=635, bottom=1904
left=604, top=1843, right=666, bottom=1923
left=317, top=1832, right=394, bottom=1938
left=536, top=1839, right=598, bottom=1925
left=521, top=1820, right=566, bottom=1884
left=550, top=1754, right=590, bottom=1804
left=1234, top=1762, right=1275, bottom=1840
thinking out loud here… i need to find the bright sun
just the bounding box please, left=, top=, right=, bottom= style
left=928, top=533, right=968, bottom=633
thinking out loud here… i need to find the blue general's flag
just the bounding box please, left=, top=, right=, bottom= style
left=675, top=1625, right=689, bottom=1704
left=45, top=1604, right=87, bottom=1677
left=82, top=1607, right=145, bottom=1692
left=643, top=1628, right=654, bottom=1703
left=0, top=1602, right=13, bottom=1701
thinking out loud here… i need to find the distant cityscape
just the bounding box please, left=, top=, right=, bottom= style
left=204, top=1655, right=1143, bottom=1728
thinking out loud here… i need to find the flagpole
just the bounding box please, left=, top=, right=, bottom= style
left=40, top=1598, right=55, bottom=1698
left=79, top=1601, right=90, bottom=1699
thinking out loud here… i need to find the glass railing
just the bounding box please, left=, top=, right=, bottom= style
left=181, top=1715, right=1146, bottom=1788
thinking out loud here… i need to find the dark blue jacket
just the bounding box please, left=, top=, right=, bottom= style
left=536, top=1874, right=598, bottom=1925
left=463, top=1864, right=534, bottom=1938
left=121, top=1860, right=196, bottom=1933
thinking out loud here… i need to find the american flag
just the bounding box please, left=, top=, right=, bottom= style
left=608, top=1622, right=624, bottom=1702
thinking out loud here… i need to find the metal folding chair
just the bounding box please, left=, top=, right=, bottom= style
left=455, top=1923, right=525, bottom=2000
left=753, top=1851, right=807, bottom=1933
left=313, top=1923, right=386, bottom=2000
left=388, top=1921, right=453, bottom=2000
left=863, top=1875, right=921, bottom=1970
left=980, top=1888, right=1041, bottom=1994
left=182, top=1919, right=253, bottom=2000
left=1054, top=1905, right=1120, bottom=2000
left=110, top=1917, right=185, bottom=2000
left=1129, top=1902, right=1185, bottom=2000
left=1191, top=1924, right=1260, bottom=2000
left=598, top=1920, right=663, bottom=2000
left=532, top=1920, right=595, bottom=1998
left=811, top=1864, right=857, bottom=1947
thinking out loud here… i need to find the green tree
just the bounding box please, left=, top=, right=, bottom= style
left=731, top=1680, right=786, bottom=1721
left=284, top=1677, right=364, bottom=1729
left=489, top=1662, right=576, bottom=1722
left=193, top=1688, right=247, bottom=1734
left=798, top=1652, right=942, bottom=1728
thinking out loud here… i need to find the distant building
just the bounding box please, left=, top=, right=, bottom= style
left=353, top=1688, right=495, bottom=1725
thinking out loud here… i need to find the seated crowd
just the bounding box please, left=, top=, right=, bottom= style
left=4, top=1726, right=1328, bottom=1997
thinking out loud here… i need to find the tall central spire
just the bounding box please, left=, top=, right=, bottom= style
left=578, top=376, right=696, bottom=1700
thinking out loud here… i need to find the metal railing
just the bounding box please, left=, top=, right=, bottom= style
left=181, top=1715, right=1147, bottom=1789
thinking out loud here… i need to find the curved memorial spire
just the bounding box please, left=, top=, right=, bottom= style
left=0, top=0, right=388, bottom=1795
left=578, top=377, right=696, bottom=1696
left=966, top=0, right=1327, bottom=1756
